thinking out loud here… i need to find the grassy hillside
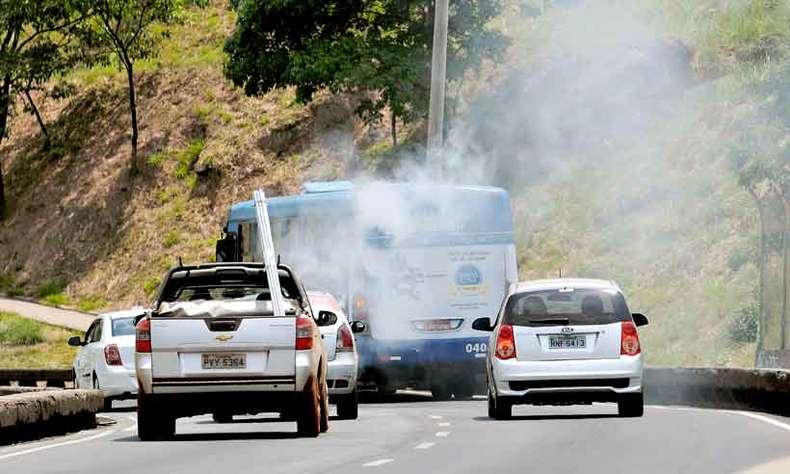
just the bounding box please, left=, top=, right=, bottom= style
left=0, top=0, right=784, bottom=368
left=0, top=312, right=79, bottom=369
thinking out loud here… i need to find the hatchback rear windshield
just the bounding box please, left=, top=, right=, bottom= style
left=111, top=317, right=136, bottom=336
left=503, top=288, right=631, bottom=326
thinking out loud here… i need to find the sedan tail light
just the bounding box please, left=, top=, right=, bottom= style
left=621, top=321, right=641, bottom=356
left=336, top=324, right=354, bottom=352
left=495, top=324, right=517, bottom=360
left=104, top=344, right=123, bottom=366
left=296, top=317, right=314, bottom=350
left=135, top=318, right=151, bottom=353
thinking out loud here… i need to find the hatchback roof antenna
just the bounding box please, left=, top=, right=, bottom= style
left=558, top=267, right=562, bottom=278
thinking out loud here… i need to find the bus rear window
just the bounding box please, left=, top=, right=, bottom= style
left=503, top=288, right=631, bottom=326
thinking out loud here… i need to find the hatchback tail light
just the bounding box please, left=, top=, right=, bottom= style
left=296, top=317, right=314, bottom=350
left=621, top=321, right=641, bottom=356
left=135, top=318, right=151, bottom=353
left=336, top=324, right=354, bottom=352
left=495, top=324, right=516, bottom=360
left=104, top=344, right=123, bottom=366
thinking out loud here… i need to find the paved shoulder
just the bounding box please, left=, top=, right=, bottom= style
left=0, top=297, right=94, bottom=331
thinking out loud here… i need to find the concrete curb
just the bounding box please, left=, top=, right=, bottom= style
left=0, top=389, right=104, bottom=444
left=645, top=367, right=790, bottom=415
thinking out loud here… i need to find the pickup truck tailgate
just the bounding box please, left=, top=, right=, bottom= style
left=150, top=317, right=296, bottom=385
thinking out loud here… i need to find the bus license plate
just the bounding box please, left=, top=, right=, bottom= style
left=202, top=353, right=246, bottom=369
left=548, top=336, right=586, bottom=350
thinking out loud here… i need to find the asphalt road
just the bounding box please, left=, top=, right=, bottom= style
left=3, top=394, right=790, bottom=474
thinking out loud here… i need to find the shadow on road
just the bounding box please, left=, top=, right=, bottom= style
left=473, top=413, right=619, bottom=422
left=113, top=431, right=301, bottom=442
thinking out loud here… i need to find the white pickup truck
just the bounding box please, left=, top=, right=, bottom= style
left=134, top=263, right=337, bottom=440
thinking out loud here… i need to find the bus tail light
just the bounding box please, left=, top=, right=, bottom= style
left=495, top=324, right=516, bottom=360
left=621, top=321, right=641, bottom=356
left=296, top=317, right=314, bottom=350
left=353, top=293, right=369, bottom=321
left=135, top=318, right=151, bottom=353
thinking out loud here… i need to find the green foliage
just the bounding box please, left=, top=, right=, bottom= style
left=148, top=151, right=167, bottom=166
left=173, top=138, right=205, bottom=179
left=0, top=312, right=79, bottom=367
left=143, top=276, right=160, bottom=296
left=76, top=295, right=108, bottom=312
left=224, top=0, right=506, bottom=125
left=730, top=302, right=759, bottom=344
left=0, top=313, right=44, bottom=345
left=163, top=229, right=181, bottom=248
left=36, top=279, right=65, bottom=298
left=43, top=292, right=70, bottom=307
left=0, top=274, right=23, bottom=296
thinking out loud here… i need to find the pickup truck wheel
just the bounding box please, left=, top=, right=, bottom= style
left=336, top=388, right=359, bottom=420
left=319, top=379, right=330, bottom=433
left=296, top=377, right=321, bottom=438
left=137, top=395, right=175, bottom=441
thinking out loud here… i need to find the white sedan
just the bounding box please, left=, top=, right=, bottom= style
left=473, top=279, right=648, bottom=419
left=308, top=291, right=364, bottom=419
left=69, top=309, right=145, bottom=410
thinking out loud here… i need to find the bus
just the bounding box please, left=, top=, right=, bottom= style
left=216, top=181, right=518, bottom=398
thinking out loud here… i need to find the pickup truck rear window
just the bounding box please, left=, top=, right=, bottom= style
left=503, top=288, right=631, bottom=326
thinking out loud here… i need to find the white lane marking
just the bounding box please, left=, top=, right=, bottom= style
left=0, top=430, right=117, bottom=461
left=438, top=422, right=451, bottom=427
left=435, top=431, right=450, bottom=437
left=649, top=405, right=790, bottom=434
left=415, top=442, right=436, bottom=450
left=363, top=459, right=394, bottom=467
left=429, top=415, right=443, bottom=419
left=123, top=424, right=137, bottom=432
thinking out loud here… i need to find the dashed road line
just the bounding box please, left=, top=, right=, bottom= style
left=435, top=431, right=450, bottom=438
left=414, top=442, right=436, bottom=450
left=0, top=430, right=117, bottom=461
left=363, top=458, right=395, bottom=467
left=429, top=415, right=443, bottom=420
left=438, top=422, right=451, bottom=427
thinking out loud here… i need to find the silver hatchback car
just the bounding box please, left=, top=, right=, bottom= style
left=473, top=279, right=648, bottom=419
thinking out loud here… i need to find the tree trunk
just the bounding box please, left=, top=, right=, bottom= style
left=391, top=113, right=397, bottom=147
left=0, top=76, right=11, bottom=219
left=24, top=89, right=49, bottom=144
left=122, top=53, right=139, bottom=175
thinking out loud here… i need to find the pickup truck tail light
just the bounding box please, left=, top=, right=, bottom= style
left=621, top=321, right=641, bottom=356
left=495, top=324, right=516, bottom=360
left=296, top=317, right=314, bottom=350
left=104, top=344, right=123, bottom=366
left=136, top=318, right=151, bottom=353
left=336, top=324, right=354, bottom=352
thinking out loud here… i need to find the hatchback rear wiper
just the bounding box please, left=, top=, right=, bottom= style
left=529, top=318, right=571, bottom=326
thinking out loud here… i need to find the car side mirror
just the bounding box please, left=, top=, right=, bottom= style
left=350, top=321, right=366, bottom=333
left=632, top=313, right=649, bottom=327
left=67, top=336, right=83, bottom=347
left=472, top=317, right=494, bottom=332
left=317, top=311, right=338, bottom=327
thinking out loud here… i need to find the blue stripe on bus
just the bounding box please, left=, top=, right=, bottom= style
left=356, top=336, right=490, bottom=366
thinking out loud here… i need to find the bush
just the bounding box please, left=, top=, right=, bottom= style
left=163, top=230, right=181, bottom=248
left=43, top=292, right=70, bottom=307
left=36, top=279, right=65, bottom=298
left=76, top=296, right=108, bottom=313
left=0, top=315, right=44, bottom=345
left=729, top=303, right=759, bottom=343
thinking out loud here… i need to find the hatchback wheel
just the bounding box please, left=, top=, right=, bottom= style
left=319, top=378, right=330, bottom=433
left=492, top=393, right=512, bottom=420
left=618, top=393, right=644, bottom=418
left=336, top=388, right=359, bottom=420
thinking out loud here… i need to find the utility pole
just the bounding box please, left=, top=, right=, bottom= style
left=426, top=0, right=449, bottom=158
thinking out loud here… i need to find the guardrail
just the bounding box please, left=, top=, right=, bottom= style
left=645, top=367, right=790, bottom=415
left=0, top=369, right=74, bottom=388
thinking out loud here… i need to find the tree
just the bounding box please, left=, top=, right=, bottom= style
left=0, top=0, right=86, bottom=218
left=81, top=0, right=183, bottom=174
left=224, top=0, right=505, bottom=143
